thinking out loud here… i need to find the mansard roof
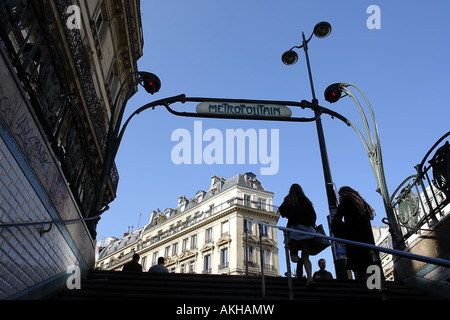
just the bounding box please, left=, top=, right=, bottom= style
left=98, top=172, right=273, bottom=259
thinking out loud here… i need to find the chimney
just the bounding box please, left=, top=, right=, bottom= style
left=210, top=175, right=219, bottom=190
left=178, top=195, right=189, bottom=212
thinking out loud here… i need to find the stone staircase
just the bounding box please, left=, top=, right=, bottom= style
left=54, top=270, right=438, bottom=300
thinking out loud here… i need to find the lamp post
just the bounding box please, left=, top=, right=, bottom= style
left=282, top=22, right=348, bottom=279
left=324, top=83, right=405, bottom=250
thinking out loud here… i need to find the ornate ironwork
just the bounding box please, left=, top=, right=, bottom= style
left=0, top=0, right=29, bottom=33
left=429, top=140, right=450, bottom=199
left=54, top=0, right=108, bottom=149
left=390, top=132, right=450, bottom=240
left=397, top=185, right=420, bottom=229
left=124, top=0, right=140, bottom=71
left=0, top=0, right=128, bottom=236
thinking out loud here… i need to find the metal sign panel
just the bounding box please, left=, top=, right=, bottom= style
left=196, top=102, right=292, bottom=118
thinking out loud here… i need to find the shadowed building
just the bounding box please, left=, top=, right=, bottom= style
left=0, top=0, right=143, bottom=299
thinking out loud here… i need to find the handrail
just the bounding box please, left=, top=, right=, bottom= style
left=244, top=219, right=450, bottom=299
left=256, top=220, right=450, bottom=268
left=0, top=206, right=109, bottom=234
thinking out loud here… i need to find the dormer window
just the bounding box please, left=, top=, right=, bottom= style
left=196, top=190, right=206, bottom=203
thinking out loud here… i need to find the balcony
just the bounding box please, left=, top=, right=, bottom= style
left=140, top=197, right=278, bottom=251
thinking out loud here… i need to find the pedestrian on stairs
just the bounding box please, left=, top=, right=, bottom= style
left=313, top=258, right=333, bottom=280
left=331, top=186, right=377, bottom=282
left=148, top=257, right=169, bottom=273
left=279, top=183, right=317, bottom=288
left=122, top=253, right=143, bottom=272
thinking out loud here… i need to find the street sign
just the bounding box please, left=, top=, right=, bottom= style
left=196, top=102, right=292, bottom=118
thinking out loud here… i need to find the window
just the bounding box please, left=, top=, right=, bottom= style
left=189, top=261, right=195, bottom=273
left=205, top=228, right=213, bottom=244
left=244, top=219, right=253, bottom=234
left=263, top=250, right=271, bottom=270
left=203, top=254, right=211, bottom=274
left=180, top=264, right=185, bottom=273
left=244, top=194, right=251, bottom=207
left=246, top=246, right=256, bottom=267
left=221, top=221, right=229, bottom=237
left=94, top=2, right=108, bottom=42
left=261, top=224, right=269, bottom=237
left=165, top=246, right=171, bottom=258
left=141, top=256, right=147, bottom=270
left=107, top=61, right=120, bottom=101
left=257, top=198, right=266, bottom=210
left=152, top=252, right=158, bottom=266
left=190, top=234, right=197, bottom=249
left=172, top=243, right=178, bottom=256
left=182, top=238, right=189, bottom=252
left=219, top=248, right=228, bottom=270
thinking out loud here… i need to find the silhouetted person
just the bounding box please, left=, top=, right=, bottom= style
left=122, top=253, right=142, bottom=272
left=148, top=257, right=169, bottom=273
left=313, top=258, right=333, bottom=280
left=279, top=183, right=317, bottom=288
left=331, top=186, right=377, bottom=282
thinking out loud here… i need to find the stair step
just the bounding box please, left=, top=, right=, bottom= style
left=55, top=270, right=438, bottom=300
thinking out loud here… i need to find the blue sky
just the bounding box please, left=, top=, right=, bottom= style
left=96, top=1, right=450, bottom=277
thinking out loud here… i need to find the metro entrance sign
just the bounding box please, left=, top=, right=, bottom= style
left=196, top=101, right=292, bottom=118
left=124, top=95, right=351, bottom=125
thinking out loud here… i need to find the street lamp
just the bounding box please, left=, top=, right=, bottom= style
left=282, top=22, right=349, bottom=279
left=281, top=21, right=332, bottom=66
left=324, top=82, right=405, bottom=250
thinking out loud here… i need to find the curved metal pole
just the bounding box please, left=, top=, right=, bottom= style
left=337, top=83, right=405, bottom=249
left=340, top=86, right=375, bottom=150
left=117, top=95, right=354, bottom=145
left=116, top=95, right=187, bottom=149
left=91, top=74, right=144, bottom=218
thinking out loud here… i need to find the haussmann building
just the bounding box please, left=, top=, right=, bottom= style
left=96, top=172, right=281, bottom=276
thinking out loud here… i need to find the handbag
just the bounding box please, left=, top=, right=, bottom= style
left=310, top=224, right=331, bottom=256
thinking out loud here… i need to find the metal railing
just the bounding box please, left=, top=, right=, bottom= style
left=244, top=219, right=450, bottom=300
left=0, top=206, right=109, bottom=236
left=390, top=132, right=450, bottom=242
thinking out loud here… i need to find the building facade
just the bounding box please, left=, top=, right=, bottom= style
left=372, top=225, right=394, bottom=281
left=0, top=0, right=143, bottom=299
left=96, top=173, right=281, bottom=276
left=376, top=184, right=449, bottom=286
